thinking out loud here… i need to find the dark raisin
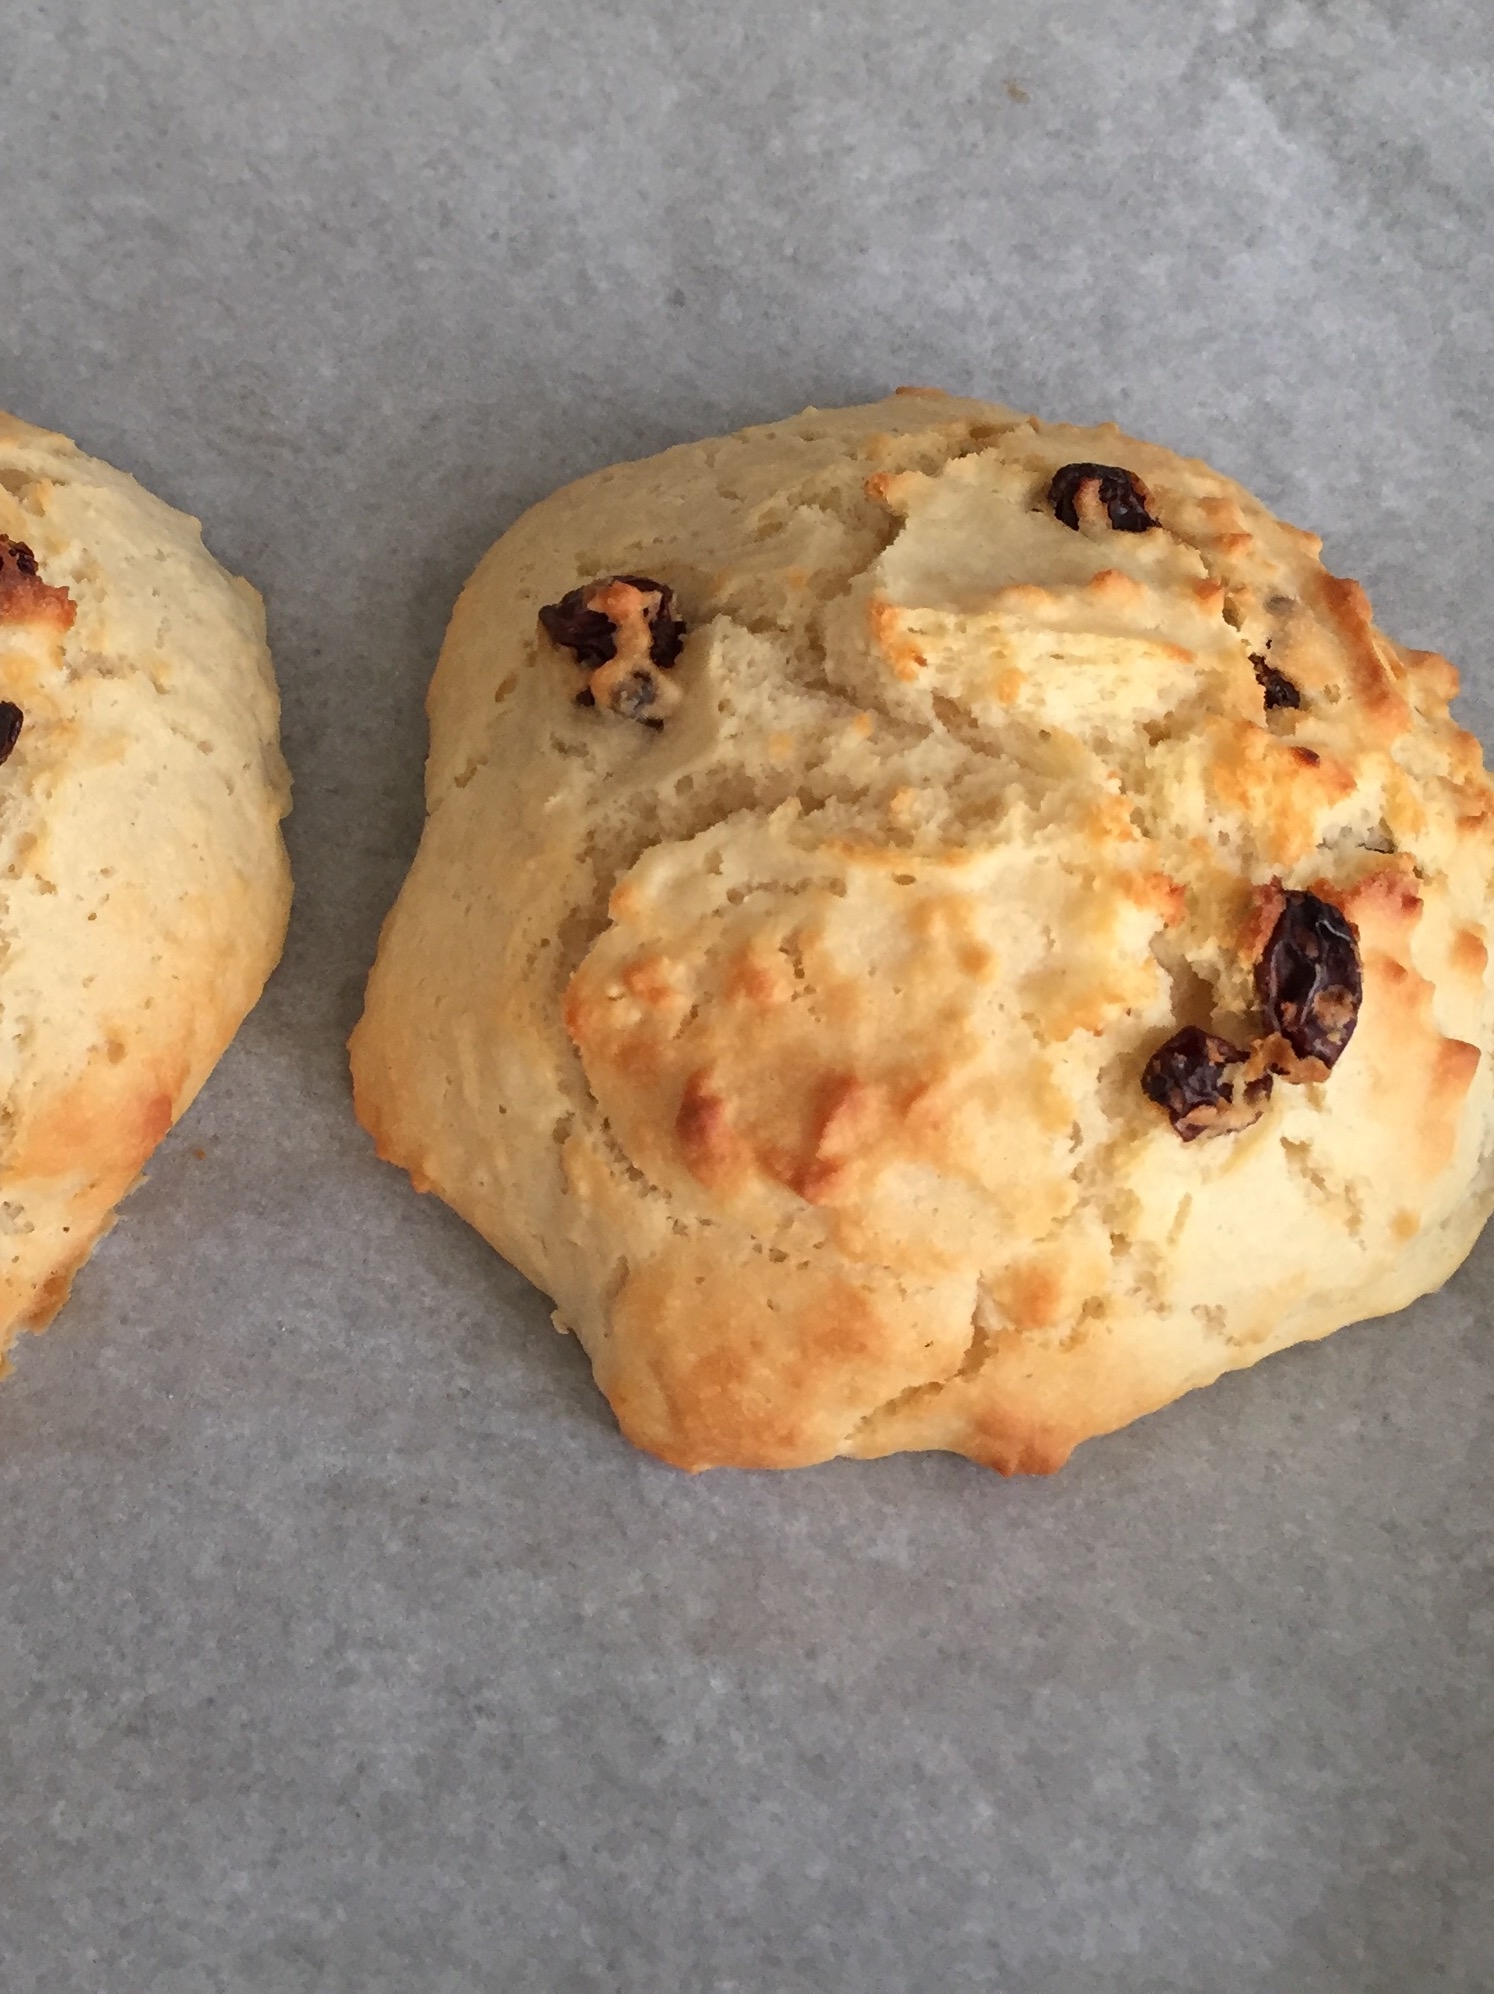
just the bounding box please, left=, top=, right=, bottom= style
left=539, top=589, right=617, bottom=667
left=1048, top=462, right=1159, bottom=533
left=1251, top=652, right=1302, bottom=709
left=0, top=535, right=75, bottom=627
left=0, top=700, right=21, bottom=765
left=1141, top=1025, right=1273, bottom=1142
left=1255, top=891, right=1362, bottom=1071
left=538, top=574, right=685, bottom=670
left=0, top=536, right=39, bottom=579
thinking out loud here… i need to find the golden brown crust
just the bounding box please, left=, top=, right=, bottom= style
left=351, top=393, right=1494, bottom=1473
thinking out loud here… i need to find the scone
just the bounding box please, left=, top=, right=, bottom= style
left=351, top=391, right=1494, bottom=1473
left=0, top=412, right=291, bottom=1359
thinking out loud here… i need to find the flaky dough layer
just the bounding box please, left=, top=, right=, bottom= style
left=0, top=413, right=291, bottom=1354
left=353, top=392, right=1494, bottom=1472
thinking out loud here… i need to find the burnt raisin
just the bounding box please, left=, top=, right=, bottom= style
left=1141, top=1025, right=1273, bottom=1142
left=1251, top=652, right=1302, bottom=710
left=1255, top=891, right=1362, bottom=1071
left=538, top=574, right=685, bottom=670
left=0, top=700, right=21, bottom=765
left=1048, top=462, right=1159, bottom=533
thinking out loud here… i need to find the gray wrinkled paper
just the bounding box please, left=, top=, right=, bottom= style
left=1, top=3, right=1490, bottom=1988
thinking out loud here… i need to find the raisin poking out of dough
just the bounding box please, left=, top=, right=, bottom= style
left=1255, top=890, right=1362, bottom=1072
left=1142, top=1026, right=1274, bottom=1142
left=1251, top=651, right=1302, bottom=710
left=539, top=574, right=686, bottom=727
left=0, top=535, right=75, bottom=628
left=0, top=701, right=21, bottom=766
left=0, top=537, right=40, bottom=581
left=1048, top=462, right=1159, bottom=534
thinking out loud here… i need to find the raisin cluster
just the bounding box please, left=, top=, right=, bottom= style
left=1143, top=892, right=1362, bottom=1142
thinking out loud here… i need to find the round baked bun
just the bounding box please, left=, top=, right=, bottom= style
left=351, top=390, right=1494, bottom=1474
left=0, top=412, right=291, bottom=1359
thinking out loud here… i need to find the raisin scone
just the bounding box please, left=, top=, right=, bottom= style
left=0, top=412, right=291, bottom=1359
left=351, top=390, right=1494, bottom=1473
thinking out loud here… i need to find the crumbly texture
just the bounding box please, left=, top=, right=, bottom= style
left=351, top=391, right=1494, bottom=1473
left=0, top=412, right=292, bottom=1354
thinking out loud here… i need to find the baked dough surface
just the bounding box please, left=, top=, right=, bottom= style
left=353, top=392, right=1494, bottom=1471
left=0, top=413, right=292, bottom=1355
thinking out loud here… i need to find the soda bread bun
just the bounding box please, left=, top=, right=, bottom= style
left=351, top=390, right=1494, bottom=1473
left=0, top=413, right=291, bottom=1359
